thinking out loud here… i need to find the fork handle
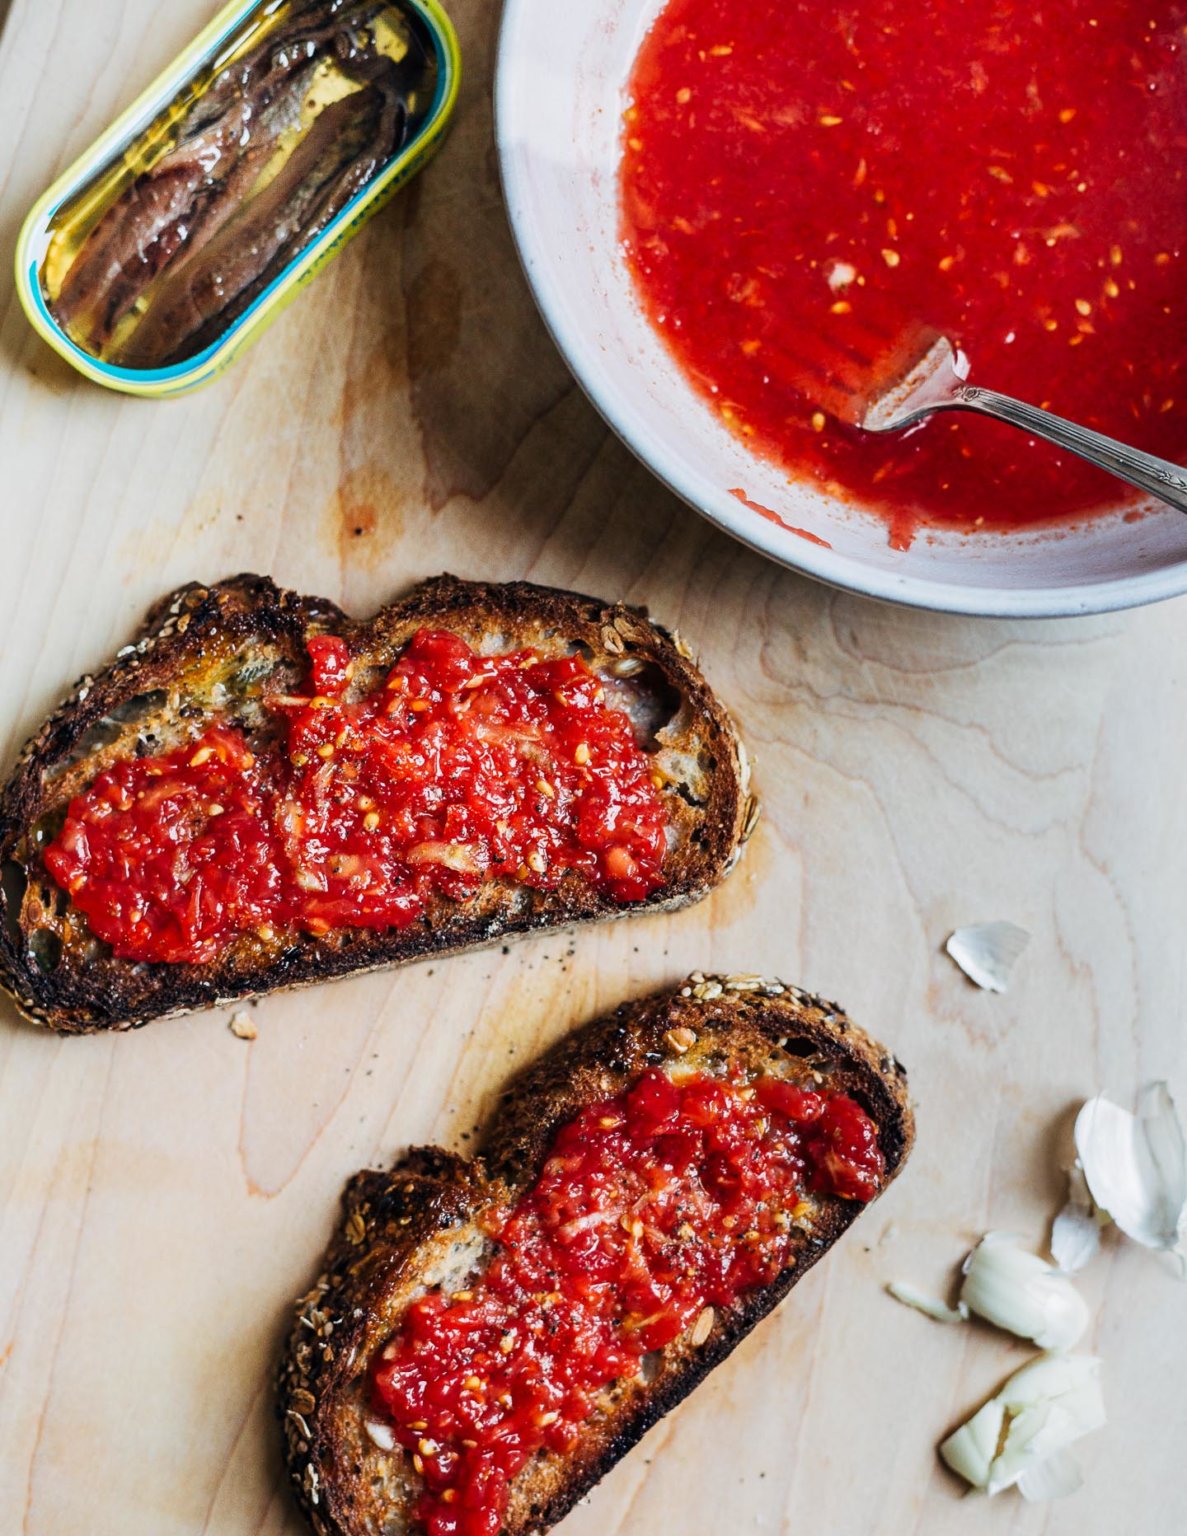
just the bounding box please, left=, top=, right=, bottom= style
left=942, top=386, right=1187, bottom=514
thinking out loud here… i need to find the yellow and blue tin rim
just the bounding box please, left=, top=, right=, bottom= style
left=14, top=0, right=461, bottom=399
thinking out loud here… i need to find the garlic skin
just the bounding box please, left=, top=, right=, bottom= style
left=1075, top=1084, right=1187, bottom=1259
left=940, top=1353, right=1105, bottom=1498
left=1050, top=1165, right=1102, bottom=1274
left=960, top=1233, right=1090, bottom=1350
left=945, top=921, right=1030, bottom=993
left=1017, top=1448, right=1084, bottom=1501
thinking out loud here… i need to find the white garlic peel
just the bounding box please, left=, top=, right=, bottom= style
left=1075, top=1084, right=1187, bottom=1258
left=885, top=1279, right=967, bottom=1324
left=960, top=1233, right=1089, bottom=1350
left=945, top=921, right=1030, bottom=993
left=1050, top=1164, right=1102, bottom=1274
left=940, top=1353, right=1105, bottom=1498
left=1016, top=1447, right=1084, bottom=1501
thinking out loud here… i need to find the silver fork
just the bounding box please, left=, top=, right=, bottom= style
left=859, top=334, right=1187, bottom=515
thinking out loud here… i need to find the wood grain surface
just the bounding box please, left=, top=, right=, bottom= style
left=1, top=2, right=1184, bottom=1533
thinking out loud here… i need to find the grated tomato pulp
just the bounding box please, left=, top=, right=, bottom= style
left=371, top=1067, right=885, bottom=1536
left=43, top=631, right=669, bottom=964
left=622, top=0, right=1187, bottom=543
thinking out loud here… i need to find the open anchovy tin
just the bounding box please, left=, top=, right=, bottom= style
left=14, top=0, right=460, bottom=397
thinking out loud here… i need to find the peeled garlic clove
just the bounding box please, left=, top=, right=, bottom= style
left=885, top=1279, right=967, bottom=1324
left=941, top=1353, right=1104, bottom=1497
left=1075, top=1083, right=1187, bottom=1254
left=945, top=922, right=1030, bottom=993
left=984, top=1399, right=1057, bottom=1495
left=1050, top=1164, right=1102, bottom=1274
left=939, top=1398, right=1003, bottom=1490
left=960, top=1232, right=1090, bottom=1350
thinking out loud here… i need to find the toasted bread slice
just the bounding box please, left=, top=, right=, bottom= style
left=0, top=577, right=755, bottom=1033
left=278, top=974, right=914, bottom=1536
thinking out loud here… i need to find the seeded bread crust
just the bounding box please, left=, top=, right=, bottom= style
left=0, top=576, right=756, bottom=1033
left=277, top=974, right=914, bottom=1536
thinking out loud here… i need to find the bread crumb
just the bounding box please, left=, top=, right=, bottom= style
left=229, top=1011, right=257, bottom=1041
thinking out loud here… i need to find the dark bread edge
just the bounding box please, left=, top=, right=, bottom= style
left=0, top=575, right=756, bottom=1033
left=277, top=975, right=914, bottom=1536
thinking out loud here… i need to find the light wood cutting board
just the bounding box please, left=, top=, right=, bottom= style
left=1, top=2, right=1184, bottom=1533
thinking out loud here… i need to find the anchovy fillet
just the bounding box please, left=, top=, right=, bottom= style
left=52, top=0, right=412, bottom=363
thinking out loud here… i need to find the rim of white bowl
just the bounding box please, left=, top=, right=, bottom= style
left=493, top=2, right=1187, bottom=619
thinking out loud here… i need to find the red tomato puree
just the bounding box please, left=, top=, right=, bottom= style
left=621, top=0, right=1187, bottom=545
left=371, top=1066, right=885, bottom=1536
left=44, top=631, right=668, bottom=964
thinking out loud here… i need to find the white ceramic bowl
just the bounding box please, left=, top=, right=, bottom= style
left=495, top=0, right=1187, bottom=617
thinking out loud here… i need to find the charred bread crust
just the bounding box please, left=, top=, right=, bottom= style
left=277, top=975, right=914, bottom=1536
left=0, top=576, right=756, bottom=1033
